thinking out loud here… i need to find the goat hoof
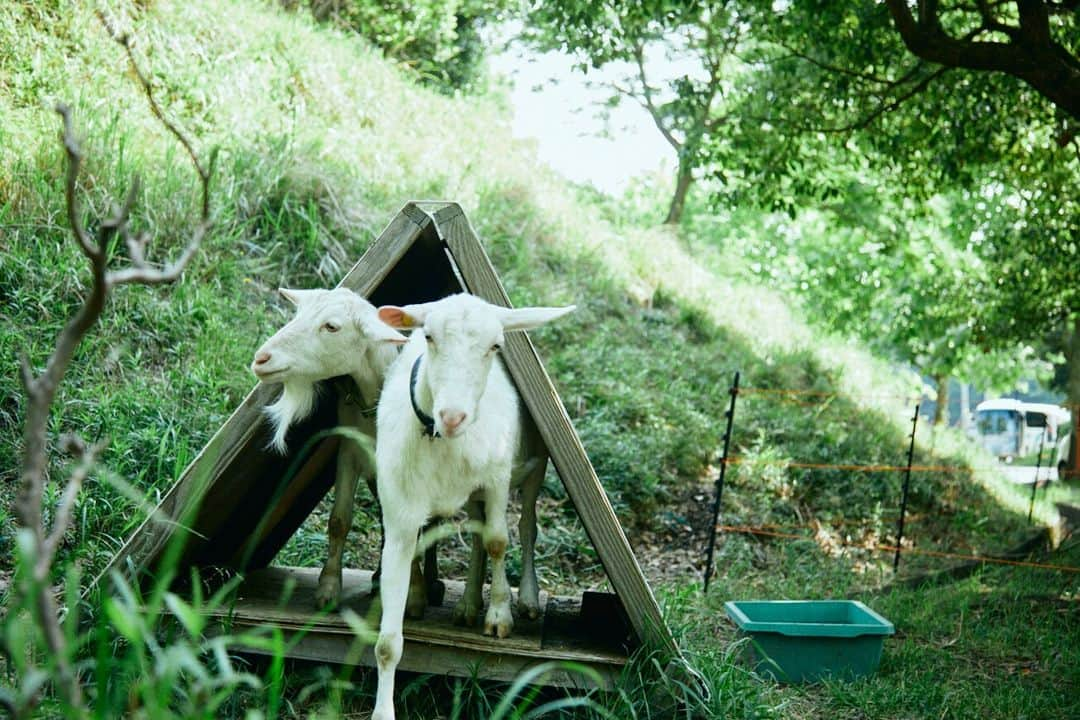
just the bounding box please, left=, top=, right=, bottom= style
left=484, top=604, right=514, bottom=639
left=452, top=597, right=482, bottom=627
left=516, top=599, right=541, bottom=621
left=315, top=574, right=341, bottom=609
left=427, top=579, right=446, bottom=607
left=405, top=591, right=427, bottom=620
left=516, top=582, right=541, bottom=620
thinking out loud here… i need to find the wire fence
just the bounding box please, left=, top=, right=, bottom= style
left=703, top=373, right=1080, bottom=588
left=717, top=525, right=1080, bottom=574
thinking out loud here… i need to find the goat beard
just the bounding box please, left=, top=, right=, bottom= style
left=265, top=380, right=318, bottom=453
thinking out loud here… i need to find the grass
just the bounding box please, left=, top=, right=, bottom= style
left=1, top=0, right=1077, bottom=717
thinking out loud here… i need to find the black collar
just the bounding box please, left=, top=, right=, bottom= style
left=409, top=355, right=439, bottom=438
left=335, top=377, right=378, bottom=417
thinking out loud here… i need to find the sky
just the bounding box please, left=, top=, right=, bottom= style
left=486, top=42, right=676, bottom=196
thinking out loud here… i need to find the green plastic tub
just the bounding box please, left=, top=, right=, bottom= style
left=724, top=600, right=894, bottom=683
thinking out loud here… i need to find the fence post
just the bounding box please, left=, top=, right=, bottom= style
left=894, top=403, right=920, bottom=573
left=704, top=371, right=739, bottom=593
left=1028, top=431, right=1047, bottom=523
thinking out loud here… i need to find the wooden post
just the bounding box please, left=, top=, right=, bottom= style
left=704, top=371, right=739, bottom=593
left=894, top=403, right=920, bottom=573
left=1028, top=430, right=1047, bottom=523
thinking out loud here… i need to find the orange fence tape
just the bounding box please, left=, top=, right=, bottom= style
left=723, top=456, right=1003, bottom=474
left=717, top=525, right=1080, bottom=573
left=739, top=386, right=919, bottom=402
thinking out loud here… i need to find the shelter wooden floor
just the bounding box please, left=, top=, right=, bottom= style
left=205, top=566, right=635, bottom=688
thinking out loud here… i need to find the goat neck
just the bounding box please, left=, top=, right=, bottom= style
left=407, top=352, right=439, bottom=438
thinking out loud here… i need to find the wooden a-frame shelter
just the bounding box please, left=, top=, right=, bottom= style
left=92, top=202, right=679, bottom=687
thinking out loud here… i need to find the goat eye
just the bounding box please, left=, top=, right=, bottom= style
left=322, top=322, right=340, bottom=333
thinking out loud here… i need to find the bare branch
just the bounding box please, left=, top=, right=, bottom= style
left=18, top=354, right=35, bottom=393
left=95, top=9, right=213, bottom=289
left=56, top=105, right=100, bottom=261
left=99, top=175, right=140, bottom=241
left=108, top=224, right=208, bottom=286
left=13, top=15, right=215, bottom=715
left=98, top=10, right=212, bottom=218
left=125, top=229, right=150, bottom=266
left=632, top=42, right=682, bottom=151
left=40, top=437, right=107, bottom=573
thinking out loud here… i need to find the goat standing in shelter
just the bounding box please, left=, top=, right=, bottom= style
left=249, top=287, right=444, bottom=613
left=370, top=293, right=573, bottom=720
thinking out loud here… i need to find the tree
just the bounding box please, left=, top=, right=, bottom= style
left=707, top=2, right=1080, bottom=458
left=523, top=1, right=755, bottom=224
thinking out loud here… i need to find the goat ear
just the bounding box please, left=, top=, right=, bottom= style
left=362, top=317, right=409, bottom=345
left=378, top=302, right=435, bottom=328
left=378, top=305, right=414, bottom=328
left=497, top=305, right=576, bottom=332
left=278, top=288, right=315, bottom=306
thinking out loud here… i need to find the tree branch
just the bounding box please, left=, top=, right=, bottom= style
left=98, top=10, right=213, bottom=218
left=633, top=42, right=682, bottom=151
left=40, top=437, right=107, bottom=574
left=775, top=41, right=927, bottom=86
left=13, top=14, right=215, bottom=714
left=884, top=0, right=1080, bottom=119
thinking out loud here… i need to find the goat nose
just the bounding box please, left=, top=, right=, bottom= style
left=254, top=351, right=271, bottom=366
left=440, top=410, right=467, bottom=432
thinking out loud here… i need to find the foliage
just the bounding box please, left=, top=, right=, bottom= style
left=521, top=0, right=760, bottom=223
left=295, top=0, right=515, bottom=93
left=707, top=0, right=1080, bottom=401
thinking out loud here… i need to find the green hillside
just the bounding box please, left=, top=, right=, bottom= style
left=1, top=1, right=1075, bottom=718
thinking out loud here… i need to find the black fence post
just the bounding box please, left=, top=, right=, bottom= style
left=894, top=403, right=920, bottom=573
left=704, top=371, right=739, bottom=593
left=1028, top=431, right=1047, bottom=523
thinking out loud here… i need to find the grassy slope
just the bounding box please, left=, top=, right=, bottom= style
left=0, top=1, right=1075, bottom=717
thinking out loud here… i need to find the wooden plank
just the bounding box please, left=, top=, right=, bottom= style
left=208, top=567, right=548, bottom=655
left=203, top=566, right=627, bottom=689
left=430, top=206, right=678, bottom=657
left=338, top=209, right=430, bottom=295
left=230, top=632, right=619, bottom=689
left=225, top=437, right=340, bottom=568
left=87, top=206, right=431, bottom=596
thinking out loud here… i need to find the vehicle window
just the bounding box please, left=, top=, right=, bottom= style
left=977, top=410, right=1014, bottom=435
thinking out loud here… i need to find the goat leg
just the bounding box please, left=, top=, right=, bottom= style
left=481, top=483, right=514, bottom=639
left=316, top=435, right=363, bottom=608
left=453, top=499, right=487, bottom=627
left=516, top=455, right=545, bottom=620
left=373, top=522, right=419, bottom=720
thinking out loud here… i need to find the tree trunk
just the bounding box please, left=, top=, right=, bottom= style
left=664, top=158, right=693, bottom=225
left=932, top=373, right=949, bottom=426
left=1068, top=316, right=1080, bottom=478
left=959, top=382, right=971, bottom=431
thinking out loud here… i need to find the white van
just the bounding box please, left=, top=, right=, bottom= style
left=972, top=399, right=1069, bottom=462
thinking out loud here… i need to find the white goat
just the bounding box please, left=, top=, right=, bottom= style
left=252, top=287, right=553, bottom=623
left=371, top=293, right=573, bottom=720
left=251, top=287, right=421, bottom=609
